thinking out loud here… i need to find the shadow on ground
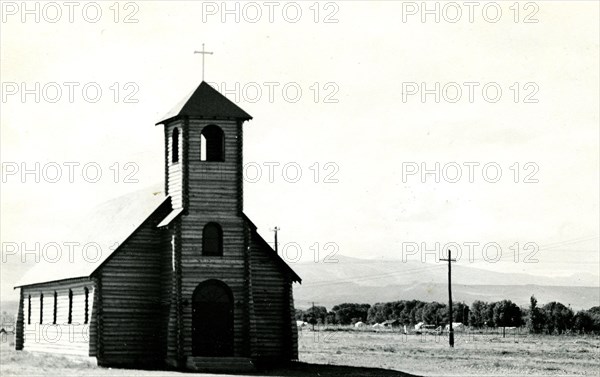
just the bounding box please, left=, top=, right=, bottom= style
left=253, top=362, right=421, bottom=377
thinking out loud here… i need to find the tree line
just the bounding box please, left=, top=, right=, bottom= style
left=295, top=296, right=600, bottom=334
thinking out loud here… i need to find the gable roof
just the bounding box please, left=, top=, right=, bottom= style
left=15, top=187, right=301, bottom=287
left=156, top=81, right=252, bottom=125
left=243, top=213, right=302, bottom=284
left=15, top=185, right=169, bottom=288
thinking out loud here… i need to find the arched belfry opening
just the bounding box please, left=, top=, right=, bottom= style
left=200, top=124, right=224, bottom=162
left=191, top=280, right=234, bottom=357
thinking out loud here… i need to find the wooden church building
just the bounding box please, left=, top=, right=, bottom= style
left=14, top=81, right=301, bottom=371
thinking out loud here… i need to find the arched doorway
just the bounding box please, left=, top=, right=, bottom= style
left=192, top=280, right=234, bottom=357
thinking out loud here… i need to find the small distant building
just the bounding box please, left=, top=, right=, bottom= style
left=444, top=322, right=465, bottom=332
left=382, top=319, right=400, bottom=328
left=354, top=321, right=366, bottom=328
left=296, top=321, right=308, bottom=328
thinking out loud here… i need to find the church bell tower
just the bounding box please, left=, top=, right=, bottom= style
left=157, top=81, right=252, bottom=212
left=156, top=79, right=299, bottom=369
left=156, top=81, right=255, bottom=362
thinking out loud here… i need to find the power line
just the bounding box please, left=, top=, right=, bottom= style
left=460, top=236, right=600, bottom=263
left=298, top=236, right=599, bottom=288
left=301, top=264, right=446, bottom=288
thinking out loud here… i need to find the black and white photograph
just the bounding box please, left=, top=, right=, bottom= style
left=0, top=1, right=599, bottom=376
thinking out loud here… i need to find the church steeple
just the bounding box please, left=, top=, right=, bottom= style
left=157, top=82, right=251, bottom=211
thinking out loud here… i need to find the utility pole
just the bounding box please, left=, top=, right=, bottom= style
left=440, top=249, right=456, bottom=347
left=270, top=226, right=280, bottom=253
left=312, top=301, right=315, bottom=331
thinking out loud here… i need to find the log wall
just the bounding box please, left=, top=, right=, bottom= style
left=162, top=116, right=299, bottom=365
left=14, top=101, right=299, bottom=367
left=95, top=199, right=172, bottom=366
left=165, top=221, right=182, bottom=366
left=167, top=123, right=183, bottom=209
left=286, top=281, right=299, bottom=360
left=177, top=119, right=249, bottom=358
left=249, top=232, right=291, bottom=361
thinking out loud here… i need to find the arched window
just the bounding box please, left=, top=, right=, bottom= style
left=202, top=222, right=223, bottom=256
left=172, top=127, right=180, bottom=163
left=200, top=125, right=224, bottom=162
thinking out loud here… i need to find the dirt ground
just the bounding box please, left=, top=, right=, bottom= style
left=1, top=329, right=598, bottom=376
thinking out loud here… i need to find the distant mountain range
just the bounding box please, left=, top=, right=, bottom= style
left=291, top=255, right=599, bottom=310
left=2, top=255, right=598, bottom=316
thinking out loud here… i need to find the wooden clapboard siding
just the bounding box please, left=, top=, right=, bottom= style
left=96, top=199, right=171, bottom=366
left=42, top=292, right=50, bottom=324
left=15, top=290, right=24, bottom=350
left=19, top=278, right=94, bottom=356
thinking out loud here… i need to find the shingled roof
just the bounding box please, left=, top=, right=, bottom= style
left=156, top=81, right=252, bottom=125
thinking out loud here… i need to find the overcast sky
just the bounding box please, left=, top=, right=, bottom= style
left=1, top=1, right=599, bottom=301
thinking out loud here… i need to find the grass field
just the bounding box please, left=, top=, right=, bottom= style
left=297, top=327, right=600, bottom=376
left=1, top=329, right=599, bottom=376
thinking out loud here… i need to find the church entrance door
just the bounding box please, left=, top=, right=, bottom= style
left=191, top=280, right=234, bottom=357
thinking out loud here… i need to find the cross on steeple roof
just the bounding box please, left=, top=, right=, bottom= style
left=194, top=43, right=213, bottom=81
